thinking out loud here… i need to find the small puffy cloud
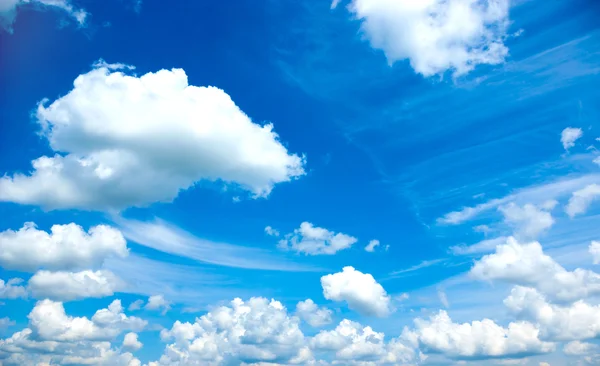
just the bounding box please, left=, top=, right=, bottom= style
left=310, top=319, right=386, bottom=361
left=499, top=203, right=554, bottom=240
left=278, top=222, right=358, bottom=255
left=565, top=184, right=600, bottom=218
left=0, top=278, right=27, bottom=299
left=155, top=297, right=307, bottom=365
left=0, top=63, right=305, bottom=211
left=593, top=156, right=600, bottom=166
left=407, top=310, right=554, bottom=359
left=332, top=0, right=510, bottom=77
left=128, top=299, right=144, bottom=311
left=28, top=270, right=122, bottom=301
left=0, top=0, right=87, bottom=33
left=321, top=266, right=392, bottom=317
left=295, top=299, right=333, bottom=327
left=561, top=127, right=583, bottom=150
left=0, top=222, right=128, bottom=272
left=145, top=295, right=171, bottom=314
left=470, top=237, right=600, bottom=303
left=0, top=317, right=15, bottom=329
left=563, top=340, right=597, bottom=356
left=122, top=332, right=143, bottom=352
left=264, top=226, right=280, bottom=237
left=364, top=239, right=380, bottom=252
left=590, top=241, right=600, bottom=265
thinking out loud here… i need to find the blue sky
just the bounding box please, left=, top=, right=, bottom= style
left=0, top=0, right=600, bottom=365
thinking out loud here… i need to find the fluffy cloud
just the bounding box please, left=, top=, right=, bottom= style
left=565, top=184, right=600, bottom=218
left=0, top=299, right=144, bottom=365
left=364, top=239, right=380, bottom=252
left=504, top=286, right=600, bottom=342
left=499, top=202, right=555, bottom=240
left=122, top=332, right=143, bottom=352
left=278, top=222, right=358, bottom=255
left=561, top=127, right=583, bottom=151
left=590, top=241, right=600, bottom=265
left=0, top=278, right=27, bottom=299
left=128, top=299, right=144, bottom=311
left=264, top=226, right=280, bottom=237
left=406, top=310, right=554, bottom=358
left=28, top=299, right=146, bottom=342
left=0, top=317, right=15, bottom=329
left=332, top=0, right=510, bottom=76
left=321, top=266, right=391, bottom=317
left=295, top=299, right=333, bottom=327
left=28, top=270, right=122, bottom=301
left=154, top=297, right=307, bottom=365
left=0, top=0, right=87, bottom=33
left=145, top=295, right=171, bottom=314
left=470, top=237, right=600, bottom=303
left=310, top=319, right=387, bottom=361
left=0, top=63, right=305, bottom=211
left=563, top=341, right=597, bottom=356
left=0, top=222, right=127, bottom=272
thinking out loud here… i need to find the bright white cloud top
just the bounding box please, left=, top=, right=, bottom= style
left=0, top=62, right=306, bottom=211
left=278, top=222, right=358, bottom=255
left=561, top=127, right=583, bottom=151
left=28, top=270, right=123, bottom=301
left=321, top=266, right=392, bottom=317
left=332, top=0, right=510, bottom=76
left=0, top=222, right=128, bottom=272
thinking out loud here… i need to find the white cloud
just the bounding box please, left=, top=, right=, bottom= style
left=407, top=310, right=554, bottom=358
left=504, top=286, right=600, bottom=342
left=128, top=299, right=144, bottom=311
left=295, top=299, right=333, bottom=327
left=450, top=236, right=508, bottom=255
left=0, top=222, right=128, bottom=272
left=364, top=239, right=380, bottom=252
left=333, top=0, right=510, bottom=77
left=321, top=266, right=392, bottom=317
left=437, top=289, right=449, bottom=308
left=145, top=295, right=171, bottom=314
left=116, top=217, right=313, bottom=272
left=28, top=299, right=146, bottom=342
left=0, top=299, right=144, bottom=365
left=593, top=156, right=600, bottom=166
left=155, top=297, right=307, bottom=365
left=563, top=340, right=597, bottom=356
left=310, top=319, right=386, bottom=361
left=499, top=202, right=555, bottom=240
left=264, top=226, right=280, bottom=237
left=0, top=317, right=15, bottom=329
left=561, top=127, right=583, bottom=151
left=28, top=270, right=122, bottom=301
left=0, top=278, right=27, bottom=299
left=0, top=0, right=87, bottom=33
left=590, top=241, right=600, bottom=265
left=565, top=184, right=600, bottom=218
left=122, top=332, right=143, bottom=352
left=438, top=174, right=600, bottom=225
left=470, top=237, right=600, bottom=303
left=278, top=222, right=358, bottom=255
left=0, top=63, right=305, bottom=211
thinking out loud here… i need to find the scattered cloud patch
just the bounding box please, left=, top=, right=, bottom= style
left=295, top=299, right=333, bottom=327
left=0, top=0, right=87, bottom=33
left=278, top=222, right=358, bottom=255
left=499, top=202, right=555, bottom=240
left=321, top=266, right=392, bottom=317
left=0, top=222, right=128, bottom=272
left=364, top=239, right=380, bottom=252
left=590, top=241, right=600, bottom=265
left=0, top=62, right=306, bottom=211
left=122, top=332, right=143, bottom=352
left=561, top=127, right=583, bottom=151
left=565, top=184, right=600, bottom=218
left=28, top=270, right=122, bottom=301
left=264, top=226, right=280, bottom=237
left=332, top=0, right=511, bottom=77
left=0, top=278, right=27, bottom=299
left=145, top=295, right=171, bottom=314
